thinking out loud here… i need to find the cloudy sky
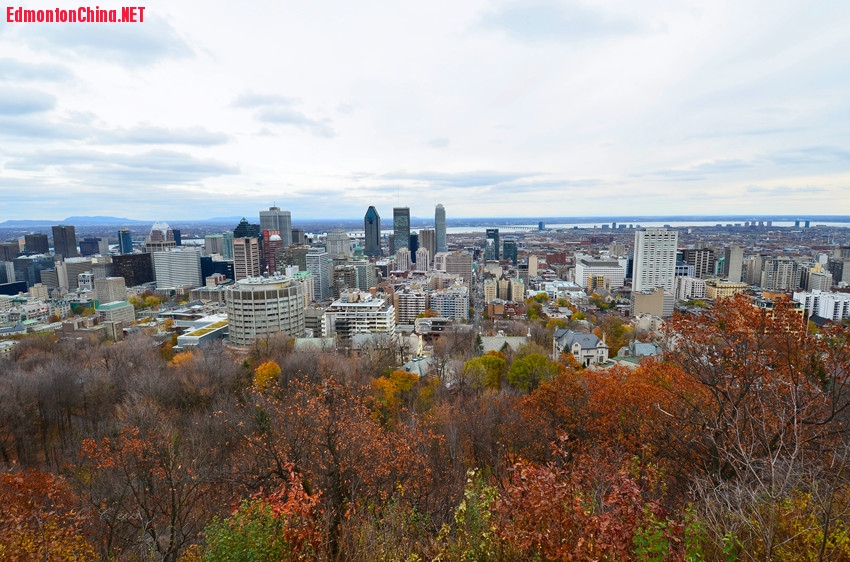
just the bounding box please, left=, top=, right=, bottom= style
left=1, top=0, right=849, bottom=222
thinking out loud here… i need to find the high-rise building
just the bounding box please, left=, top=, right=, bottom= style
left=291, top=228, right=306, bottom=246
left=306, top=247, right=331, bottom=301
left=233, top=237, right=261, bottom=280
left=681, top=248, right=716, bottom=279
left=364, top=206, right=381, bottom=257
left=277, top=245, right=309, bottom=273
left=112, top=253, right=154, bottom=287
left=419, top=228, right=436, bottom=259
left=94, top=277, right=127, bottom=304
left=445, top=251, right=474, bottom=283
left=0, top=242, right=21, bottom=262
left=24, top=234, right=49, bottom=255
left=79, top=237, right=109, bottom=256
left=430, top=286, right=469, bottom=320
left=205, top=234, right=224, bottom=256
left=144, top=223, right=176, bottom=253
left=233, top=218, right=259, bottom=239
left=409, top=233, right=419, bottom=262
left=153, top=249, right=202, bottom=289
left=52, top=225, right=79, bottom=259
left=393, top=207, right=410, bottom=254
left=261, top=231, right=284, bottom=274
left=415, top=248, right=430, bottom=271
left=485, top=229, right=500, bottom=261
left=633, top=227, right=678, bottom=293
left=724, top=246, right=744, bottom=282
left=221, top=231, right=234, bottom=260
left=259, top=206, right=292, bottom=247
left=760, top=258, right=801, bottom=291
left=435, top=204, right=446, bottom=253
left=395, top=248, right=412, bottom=271
left=118, top=229, right=133, bottom=255
left=326, top=229, right=351, bottom=258
left=503, top=240, right=518, bottom=265
left=394, top=289, right=427, bottom=323
left=226, top=275, right=305, bottom=346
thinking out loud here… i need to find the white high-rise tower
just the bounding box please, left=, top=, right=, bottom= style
left=633, top=227, right=678, bottom=293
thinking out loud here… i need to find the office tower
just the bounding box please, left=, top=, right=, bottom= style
left=24, top=234, right=49, bottom=255
left=291, top=228, right=306, bottom=245
left=0, top=261, right=14, bottom=284
left=416, top=248, right=430, bottom=271
left=226, top=276, right=305, bottom=346
left=172, top=230, right=182, bottom=246
left=306, top=247, right=331, bottom=300
left=503, top=240, right=518, bottom=265
left=277, top=245, right=309, bottom=273
left=760, top=258, right=801, bottom=291
left=233, top=237, right=261, bottom=280
left=395, top=248, right=412, bottom=271
left=153, top=249, right=202, bottom=289
left=259, top=206, right=293, bottom=246
left=419, top=228, right=435, bottom=258
left=445, top=251, right=474, bottom=282
left=52, top=225, right=79, bottom=259
left=79, top=237, right=109, bottom=256
left=724, top=246, right=744, bottom=282
left=528, top=255, right=539, bottom=277
left=118, top=229, right=133, bottom=254
left=326, top=229, right=351, bottom=258
left=632, top=227, right=678, bottom=292
left=112, top=253, right=154, bottom=287
left=233, top=218, right=259, bottom=239
left=261, top=231, right=283, bottom=273
left=205, top=234, right=224, bottom=256
left=743, top=255, right=764, bottom=286
left=409, top=233, right=419, bottom=262
left=393, top=207, right=410, bottom=254
left=364, top=206, right=381, bottom=257
left=94, top=277, right=127, bottom=304
left=485, top=229, right=500, bottom=261
left=144, top=222, right=176, bottom=253
left=0, top=242, right=21, bottom=262
left=221, top=231, right=234, bottom=260
left=681, top=248, right=716, bottom=279
left=435, top=204, right=446, bottom=253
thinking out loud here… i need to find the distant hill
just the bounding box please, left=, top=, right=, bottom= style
left=0, top=216, right=150, bottom=227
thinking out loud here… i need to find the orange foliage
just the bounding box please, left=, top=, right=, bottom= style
left=0, top=469, right=96, bottom=561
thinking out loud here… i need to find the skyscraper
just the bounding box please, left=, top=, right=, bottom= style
left=485, top=229, right=500, bottom=261
left=306, top=247, right=331, bottom=300
left=364, top=206, right=381, bottom=257
left=24, top=234, right=49, bottom=255
left=118, top=228, right=133, bottom=255
left=259, top=206, right=293, bottom=247
left=393, top=207, right=410, bottom=254
left=435, top=204, right=446, bottom=253
left=52, top=225, right=79, bottom=259
left=633, top=227, right=678, bottom=292
left=233, top=237, right=261, bottom=280
left=503, top=240, right=518, bottom=265
left=419, top=228, right=435, bottom=258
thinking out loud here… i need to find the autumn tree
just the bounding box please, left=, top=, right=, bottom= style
left=0, top=469, right=96, bottom=561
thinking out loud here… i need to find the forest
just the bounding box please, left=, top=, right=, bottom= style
left=1, top=294, right=849, bottom=561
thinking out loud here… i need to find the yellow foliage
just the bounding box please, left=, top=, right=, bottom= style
left=170, top=350, right=195, bottom=367
left=254, top=360, right=282, bottom=393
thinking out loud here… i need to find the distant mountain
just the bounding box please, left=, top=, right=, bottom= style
left=205, top=216, right=246, bottom=222
left=63, top=216, right=149, bottom=225
left=0, top=216, right=150, bottom=227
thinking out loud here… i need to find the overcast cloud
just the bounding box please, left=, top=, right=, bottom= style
left=1, top=0, right=849, bottom=221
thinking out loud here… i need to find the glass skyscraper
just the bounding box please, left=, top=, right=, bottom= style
left=435, top=204, right=446, bottom=253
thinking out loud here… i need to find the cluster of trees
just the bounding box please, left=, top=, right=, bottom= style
left=1, top=295, right=849, bottom=560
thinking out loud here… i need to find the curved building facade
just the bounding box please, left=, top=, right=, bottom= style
left=226, top=276, right=305, bottom=346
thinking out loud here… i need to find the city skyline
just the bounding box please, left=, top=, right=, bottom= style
left=2, top=1, right=850, bottom=221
